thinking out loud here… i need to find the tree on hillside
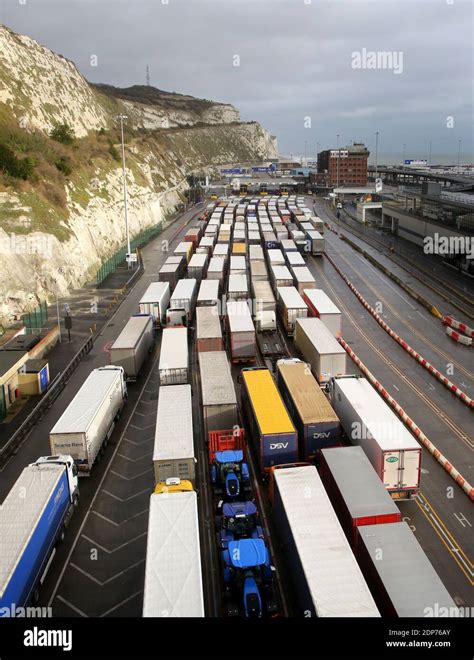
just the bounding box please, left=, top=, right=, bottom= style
left=50, top=123, right=75, bottom=145
left=0, top=143, right=34, bottom=180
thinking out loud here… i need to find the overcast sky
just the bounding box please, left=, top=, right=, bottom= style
left=1, top=0, right=472, bottom=160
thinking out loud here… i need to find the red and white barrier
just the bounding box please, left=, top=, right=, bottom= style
left=338, top=337, right=474, bottom=502
left=443, top=315, right=474, bottom=339
left=325, top=252, right=474, bottom=409
left=446, top=326, right=473, bottom=347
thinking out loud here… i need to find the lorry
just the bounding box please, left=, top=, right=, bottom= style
left=49, top=366, right=127, bottom=475
left=306, top=230, right=324, bottom=256
left=291, top=266, right=316, bottom=295
left=276, top=359, right=341, bottom=461
left=142, top=490, right=204, bottom=617
left=294, top=317, right=347, bottom=384
left=0, top=456, right=79, bottom=610
left=276, top=287, right=308, bottom=336
left=226, top=300, right=256, bottom=363
left=249, top=245, right=264, bottom=261
left=187, top=253, right=208, bottom=282
left=227, top=274, right=248, bottom=301
left=169, top=278, right=197, bottom=321
left=269, top=464, right=380, bottom=618
left=158, top=327, right=189, bottom=385
left=139, top=282, right=171, bottom=328
left=240, top=367, right=298, bottom=471
left=250, top=260, right=268, bottom=281
left=270, top=265, right=293, bottom=293
left=303, top=288, right=342, bottom=337
left=196, top=306, right=223, bottom=353
left=153, top=384, right=195, bottom=486
left=207, top=256, right=225, bottom=286
left=319, top=446, right=401, bottom=548
left=328, top=376, right=422, bottom=498
left=174, top=241, right=194, bottom=263
left=267, top=249, right=285, bottom=266
left=357, top=522, right=456, bottom=617
left=254, top=311, right=288, bottom=360
left=158, top=263, right=182, bottom=293
left=252, top=279, right=276, bottom=315
left=230, top=255, right=246, bottom=275
left=197, top=279, right=220, bottom=307
left=285, top=251, right=305, bottom=269
left=109, top=314, right=154, bottom=381
left=198, top=350, right=239, bottom=438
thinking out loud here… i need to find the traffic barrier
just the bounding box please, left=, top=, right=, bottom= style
left=446, top=326, right=473, bottom=347
left=338, top=336, right=474, bottom=501
left=325, top=252, right=473, bottom=409
left=443, top=315, right=474, bottom=339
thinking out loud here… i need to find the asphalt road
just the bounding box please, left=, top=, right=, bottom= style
left=0, top=204, right=206, bottom=616
left=310, top=196, right=473, bottom=607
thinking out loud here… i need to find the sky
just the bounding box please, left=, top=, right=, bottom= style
left=1, top=0, right=472, bottom=161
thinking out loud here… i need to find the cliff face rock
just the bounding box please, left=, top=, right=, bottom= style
left=0, top=24, right=278, bottom=327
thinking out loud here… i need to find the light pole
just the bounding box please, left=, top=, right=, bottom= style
left=375, top=131, right=379, bottom=178
left=336, top=134, right=340, bottom=189
left=304, top=140, right=307, bottom=167
left=117, top=114, right=131, bottom=268
left=428, top=139, right=432, bottom=167
left=56, top=290, right=61, bottom=343
left=402, top=143, right=406, bottom=164
left=457, top=140, right=462, bottom=168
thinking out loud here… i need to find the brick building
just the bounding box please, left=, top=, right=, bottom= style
left=318, top=143, right=370, bottom=186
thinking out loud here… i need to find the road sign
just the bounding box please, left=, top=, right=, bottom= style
left=126, top=253, right=138, bottom=263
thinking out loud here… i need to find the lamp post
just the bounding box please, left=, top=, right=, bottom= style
left=336, top=134, right=340, bottom=189
left=457, top=139, right=462, bottom=168
left=375, top=131, right=379, bottom=178
left=117, top=114, right=131, bottom=268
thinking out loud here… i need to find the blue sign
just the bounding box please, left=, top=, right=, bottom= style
left=221, top=167, right=244, bottom=174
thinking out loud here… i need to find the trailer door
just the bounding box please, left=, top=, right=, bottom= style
left=401, top=450, right=421, bottom=490
left=382, top=451, right=402, bottom=490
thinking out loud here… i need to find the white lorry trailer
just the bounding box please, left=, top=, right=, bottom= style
left=329, top=376, right=422, bottom=498
left=153, top=384, right=195, bottom=485
left=49, top=366, right=127, bottom=475
left=109, top=315, right=154, bottom=381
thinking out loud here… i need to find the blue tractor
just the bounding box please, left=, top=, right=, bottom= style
left=210, top=450, right=251, bottom=500
left=222, top=538, right=278, bottom=618
left=217, top=500, right=265, bottom=550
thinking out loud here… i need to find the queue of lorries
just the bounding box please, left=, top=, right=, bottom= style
left=0, top=193, right=455, bottom=619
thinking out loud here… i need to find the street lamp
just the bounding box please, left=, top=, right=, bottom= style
left=117, top=114, right=131, bottom=268
left=375, top=131, right=379, bottom=178
left=336, top=134, right=340, bottom=189
left=457, top=140, right=462, bottom=168
left=428, top=139, right=432, bottom=168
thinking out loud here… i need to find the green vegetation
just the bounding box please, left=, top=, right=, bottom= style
left=0, top=143, right=34, bottom=179
left=50, top=123, right=75, bottom=145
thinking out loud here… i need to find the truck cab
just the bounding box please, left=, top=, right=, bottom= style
left=154, top=477, right=194, bottom=495
left=255, top=310, right=276, bottom=333
left=210, top=450, right=250, bottom=499
left=217, top=501, right=264, bottom=549
left=166, top=307, right=187, bottom=327
left=32, top=455, right=79, bottom=504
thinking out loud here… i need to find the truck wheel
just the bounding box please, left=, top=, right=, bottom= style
left=32, top=587, right=40, bottom=604
left=58, top=526, right=66, bottom=544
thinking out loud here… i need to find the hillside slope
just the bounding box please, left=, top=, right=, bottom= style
left=0, top=25, right=277, bottom=326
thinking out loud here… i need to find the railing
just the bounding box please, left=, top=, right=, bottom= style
left=0, top=334, right=93, bottom=467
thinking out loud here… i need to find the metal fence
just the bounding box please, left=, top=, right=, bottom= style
left=96, top=222, right=165, bottom=285
left=22, top=301, right=48, bottom=333
left=0, top=334, right=94, bottom=467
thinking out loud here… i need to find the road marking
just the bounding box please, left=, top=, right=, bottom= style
left=100, top=590, right=143, bottom=617
left=453, top=512, right=472, bottom=529
left=117, top=451, right=153, bottom=462
left=102, top=487, right=150, bottom=502
left=110, top=468, right=153, bottom=480
left=415, top=492, right=473, bottom=585
left=55, top=595, right=87, bottom=617
left=392, top=384, right=400, bottom=392
left=70, top=559, right=145, bottom=586
left=81, top=532, right=147, bottom=554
